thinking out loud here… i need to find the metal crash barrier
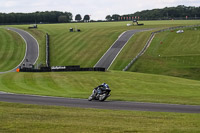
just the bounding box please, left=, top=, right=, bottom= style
left=19, top=66, right=105, bottom=72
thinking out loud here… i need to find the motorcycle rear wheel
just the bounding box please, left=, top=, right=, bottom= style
left=99, top=94, right=107, bottom=101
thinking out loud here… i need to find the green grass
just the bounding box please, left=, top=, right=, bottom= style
left=0, top=102, right=200, bottom=133
left=0, top=21, right=200, bottom=105
left=110, top=31, right=153, bottom=70
left=13, top=22, right=133, bottom=67
left=25, top=29, right=46, bottom=65
left=0, top=28, right=26, bottom=72
left=10, top=20, right=200, bottom=68
left=129, top=26, right=200, bottom=80
left=9, top=27, right=46, bottom=66
left=1, top=21, right=200, bottom=132
left=0, top=71, right=200, bottom=105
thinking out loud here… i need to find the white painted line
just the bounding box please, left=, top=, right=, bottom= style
left=0, top=91, right=14, bottom=94
left=107, top=33, right=135, bottom=70
left=0, top=27, right=40, bottom=74
left=21, top=29, right=40, bottom=65
left=94, top=31, right=126, bottom=67
left=108, top=29, right=154, bottom=71
left=0, top=27, right=28, bottom=73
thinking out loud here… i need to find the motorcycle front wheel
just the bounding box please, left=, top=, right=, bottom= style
left=88, top=96, right=93, bottom=101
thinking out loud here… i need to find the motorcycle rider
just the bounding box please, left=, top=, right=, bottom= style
left=88, top=83, right=111, bottom=101
left=95, top=83, right=110, bottom=95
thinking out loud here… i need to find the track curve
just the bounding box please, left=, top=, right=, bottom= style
left=95, top=29, right=151, bottom=70
left=0, top=92, right=199, bottom=113
left=0, top=27, right=39, bottom=73
left=0, top=28, right=199, bottom=114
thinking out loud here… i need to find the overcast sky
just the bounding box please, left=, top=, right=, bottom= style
left=0, top=0, right=199, bottom=20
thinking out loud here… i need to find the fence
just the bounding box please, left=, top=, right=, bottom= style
left=20, top=66, right=105, bottom=72
left=123, top=24, right=200, bottom=71
left=46, top=33, right=50, bottom=67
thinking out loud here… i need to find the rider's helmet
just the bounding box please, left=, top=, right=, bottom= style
left=102, top=83, right=109, bottom=88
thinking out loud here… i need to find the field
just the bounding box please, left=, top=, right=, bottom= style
left=129, top=26, right=200, bottom=80
left=0, top=28, right=25, bottom=72
left=0, top=71, right=200, bottom=105
left=109, top=31, right=153, bottom=70
left=0, top=102, right=200, bottom=133
left=1, top=20, right=200, bottom=132
left=10, top=20, right=200, bottom=67
left=1, top=20, right=200, bottom=104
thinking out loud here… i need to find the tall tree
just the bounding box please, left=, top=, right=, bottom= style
left=83, top=15, right=90, bottom=22
left=58, top=15, right=67, bottom=23
left=105, top=15, right=112, bottom=21
left=75, top=14, right=82, bottom=21
left=112, top=14, right=120, bottom=21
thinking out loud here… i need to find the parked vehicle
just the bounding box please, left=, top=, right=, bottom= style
left=176, top=30, right=184, bottom=33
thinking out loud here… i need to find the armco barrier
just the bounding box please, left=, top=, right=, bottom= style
left=51, top=66, right=81, bottom=72
left=123, top=25, right=200, bottom=71
left=20, top=66, right=105, bottom=72
left=123, top=33, right=155, bottom=71
left=46, top=33, right=50, bottom=67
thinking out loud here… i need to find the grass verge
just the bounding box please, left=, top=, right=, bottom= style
left=0, top=102, right=200, bottom=133
left=129, top=26, right=200, bottom=80
left=0, top=28, right=25, bottom=72
left=0, top=71, right=200, bottom=105
left=110, top=31, right=153, bottom=70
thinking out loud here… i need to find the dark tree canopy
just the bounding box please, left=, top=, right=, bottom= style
left=106, top=5, right=200, bottom=21
left=0, top=11, right=73, bottom=24
left=112, top=14, right=120, bottom=21
left=83, top=15, right=90, bottom=21
left=75, top=14, right=82, bottom=21
left=105, top=15, right=112, bottom=21
left=58, top=15, right=68, bottom=23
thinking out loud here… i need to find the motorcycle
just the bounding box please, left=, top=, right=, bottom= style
left=88, top=86, right=111, bottom=101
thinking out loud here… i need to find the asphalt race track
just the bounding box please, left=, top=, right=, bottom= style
left=1, top=28, right=200, bottom=114
left=95, top=29, right=150, bottom=70
left=0, top=92, right=200, bottom=113
left=5, top=27, right=39, bottom=72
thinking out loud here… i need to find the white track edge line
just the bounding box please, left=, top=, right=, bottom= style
left=0, top=27, right=40, bottom=74
left=107, top=33, right=135, bottom=70
left=94, top=31, right=126, bottom=67
left=0, top=27, right=28, bottom=73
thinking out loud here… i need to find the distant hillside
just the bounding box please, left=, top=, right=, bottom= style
left=106, top=5, right=200, bottom=21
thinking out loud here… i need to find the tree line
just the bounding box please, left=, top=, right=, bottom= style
left=0, top=11, right=72, bottom=24
left=1, top=5, right=199, bottom=24
left=75, top=14, right=90, bottom=22
left=106, top=5, right=200, bottom=21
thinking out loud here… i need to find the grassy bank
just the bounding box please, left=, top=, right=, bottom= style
left=0, top=71, right=200, bottom=105
left=0, top=102, right=199, bottom=133
left=14, top=27, right=46, bottom=65
left=110, top=31, right=153, bottom=70
left=129, top=26, right=200, bottom=80
left=0, top=28, right=25, bottom=72
left=1, top=21, right=200, bottom=133
left=11, top=20, right=200, bottom=68
left=1, top=21, right=200, bottom=104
